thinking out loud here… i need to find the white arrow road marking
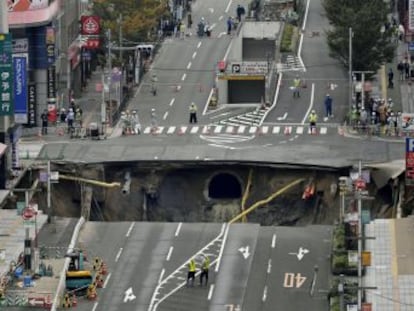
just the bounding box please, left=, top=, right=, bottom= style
left=277, top=112, right=288, bottom=120
left=123, top=287, right=136, bottom=303
left=29, top=299, right=44, bottom=306
left=238, top=246, right=250, bottom=259
left=288, top=247, right=310, bottom=261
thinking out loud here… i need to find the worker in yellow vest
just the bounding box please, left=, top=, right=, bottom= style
left=200, top=255, right=210, bottom=286
left=187, top=258, right=196, bottom=287
left=292, top=75, right=301, bottom=98
left=308, top=110, right=318, bottom=134
left=189, top=102, right=198, bottom=123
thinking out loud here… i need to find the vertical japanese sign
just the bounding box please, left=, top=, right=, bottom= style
left=410, top=0, right=414, bottom=31
left=406, top=138, right=414, bottom=186
left=47, top=66, right=56, bottom=102
left=0, top=33, right=13, bottom=116
left=28, top=83, right=37, bottom=126
left=46, top=27, right=55, bottom=65
left=13, top=57, right=28, bottom=124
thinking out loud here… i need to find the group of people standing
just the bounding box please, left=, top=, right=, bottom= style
left=187, top=255, right=210, bottom=287
left=40, top=99, right=83, bottom=135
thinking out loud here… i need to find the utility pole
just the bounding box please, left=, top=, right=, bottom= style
left=118, top=14, right=123, bottom=65
left=357, top=160, right=362, bottom=311
left=349, top=27, right=353, bottom=113
left=107, top=29, right=112, bottom=127
left=338, top=274, right=345, bottom=311
left=352, top=71, right=374, bottom=111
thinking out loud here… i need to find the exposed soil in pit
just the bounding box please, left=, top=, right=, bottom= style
left=9, top=163, right=393, bottom=226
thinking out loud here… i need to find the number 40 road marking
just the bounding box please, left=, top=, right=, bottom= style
left=283, top=273, right=307, bottom=288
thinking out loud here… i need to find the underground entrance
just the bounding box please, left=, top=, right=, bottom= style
left=208, top=173, right=242, bottom=199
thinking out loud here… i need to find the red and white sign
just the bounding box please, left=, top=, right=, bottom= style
left=22, top=206, right=36, bottom=220
left=355, top=178, right=366, bottom=191
left=84, top=38, right=100, bottom=49
left=81, top=16, right=101, bottom=35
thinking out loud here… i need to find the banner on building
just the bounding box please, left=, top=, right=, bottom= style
left=0, top=33, right=13, bottom=116
left=401, top=113, right=414, bottom=132
left=28, top=83, right=37, bottom=126
left=12, top=38, right=29, bottom=54
left=8, top=0, right=49, bottom=12
left=410, top=0, right=414, bottom=31
left=406, top=138, right=414, bottom=186
left=46, top=27, right=55, bottom=65
left=47, top=66, right=56, bottom=103
left=13, top=57, right=28, bottom=124
left=81, top=16, right=101, bottom=35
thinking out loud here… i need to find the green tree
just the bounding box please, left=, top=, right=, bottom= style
left=322, top=0, right=394, bottom=73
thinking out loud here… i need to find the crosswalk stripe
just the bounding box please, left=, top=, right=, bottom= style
left=144, top=127, right=151, bottom=134
left=225, top=126, right=235, bottom=134
left=273, top=126, right=280, bottom=134
left=214, top=126, right=223, bottom=134
left=190, top=126, right=199, bottom=134
left=238, top=125, right=246, bottom=134
left=320, top=127, right=327, bottom=135
left=249, top=127, right=257, bottom=134
left=167, top=126, right=176, bottom=134
left=296, top=126, right=304, bottom=134
left=179, top=126, right=188, bottom=134
left=261, top=126, right=269, bottom=134
left=202, top=126, right=210, bottom=134
left=155, top=126, right=164, bottom=134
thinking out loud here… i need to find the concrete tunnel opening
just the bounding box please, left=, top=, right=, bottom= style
left=208, top=173, right=242, bottom=199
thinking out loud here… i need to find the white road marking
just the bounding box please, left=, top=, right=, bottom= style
left=197, top=41, right=202, bottom=49
left=190, top=126, right=199, bottom=134
left=225, top=0, right=233, bottom=13
left=192, top=52, right=197, bottom=59
left=271, top=234, right=277, bottom=248
left=215, top=224, right=229, bottom=272
left=126, top=222, right=135, bottom=237
left=272, top=126, right=281, bottom=134
left=262, top=286, right=268, bottom=302
left=158, top=268, right=165, bottom=284
left=175, top=222, right=182, bottom=237
left=187, top=62, right=192, bottom=70
left=208, top=8, right=214, bottom=13
left=181, top=73, right=187, bottom=81
left=237, top=125, right=246, bottom=134
left=169, top=98, right=175, bottom=106
left=166, top=246, right=174, bottom=261
left=208, top=284, right=215, bottom=300
left=210, top=112, right=230, bottom=119
left=103, top=272, right=111, bottom=288
left=223, top=39, right=233, bottom=61
left=92, top=302, right=98, bottom=311
left=277, top=112, right=288, bottom=120
left=203, top=88, right=215, bottom=115
left=210, top=23, right=216, bottom=30
left=219, top=15, right=224, bottom=21
left=267, top=259, right=272, bottom=274
left=115, top=248, right=123, bottom=262
left=167, top=126, right=176, bottom=134
left=296, top=126, right=304, bottom=134
left=123, top=287, right=136, bottom=303
left=208, top=143, right=235, bottom=150
left=301, top=83, right=315, bottom=124
left=218, top=32, right=227, bottom=38
left=163, top=111, right=169, bottom=120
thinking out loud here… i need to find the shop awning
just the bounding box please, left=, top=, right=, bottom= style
left=365, top=159, right=405, bottom=188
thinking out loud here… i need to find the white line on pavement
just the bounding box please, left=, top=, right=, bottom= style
left=225, top=0, right=233, bottom=13
left=163, top=111, right=169, bottom=120
left=271, top=234, right=277, bottom=248
left=197, top=41, right=202, bottom=49
left=158, top=269, right=165, bottom=284
left=267, top=259, right=272, bottom=274
left=115, top=248, right=123, bottom=262
left=219, top=15, right=223, bottom=21
left=192, top=52, right=197, bottom=59
left=92, top=302, right=98, bottom=311
left=215, top=224, right=229, bottom=272
left=301, top=83, right=315, bottom=124
left=187, top=62, right=192, bottom=70
left=262, top=286, right=268, bottom=302
left=208, top=284, right=215, bottom=300
left=175, top=222, right=182, bottom=237
left=181, top=73, right=187, bottom=81
left=126, top=222, right=135, bottom=237
left=203, top=88, right=215, bottom=115
left=169, top=98, right=175, bottom=106
left=103, top=273, right=111, bottom=288
left=166, top=246, right=174, bottom=261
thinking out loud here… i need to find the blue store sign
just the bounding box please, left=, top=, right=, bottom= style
left=13, top=57, right=28, bottom=124
left=0, top=33, right=13, bottom=116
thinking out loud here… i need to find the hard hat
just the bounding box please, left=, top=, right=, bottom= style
left=388, top=98, right=392, bottom=101
left=132, top=110, right=137, bottom=114
left=61, top=108, right=66, bottom=112
left=69, top=108, right=73, bottom=112
left=326, top=94, right=330, bottom=97
left=372, top=112, right=376, bottom=115
left=361, top=107, right=365, bottom=110
left=121, top=111, right=126, bottom=115
left=311, top=110, right=315, bottom=113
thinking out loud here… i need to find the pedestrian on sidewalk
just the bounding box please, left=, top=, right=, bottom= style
left=227, top=16, right=233, bottom=35
left=200, top=255, right=210, bottom=286
left=323, top=94, right=333, bottom=121
left=236, top=4, right=245, bottom=22
left=397, top=60, right=404, bottom=80
left=179, top=22, right=186, bottom=39
left=404, top=61, right=410, bottom=80
left=59, top=108, right=67, bottom=124
left=388, top=68, right=394, bottom=89
left=187, top=258, right=196, bottom=287
left=189, top=102, right=198, bottom=123
left=41, top=109, right=49, bottom=135
left=66, top=108, right=75, bottom=133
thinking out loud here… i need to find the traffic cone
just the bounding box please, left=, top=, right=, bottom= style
left=177, top=127, right=184, bottom=136
left=100, top=261, right=108, bottom=275
left=95, top=273, right=104, bottom=288
left=71, top=294, right=77, bottom=307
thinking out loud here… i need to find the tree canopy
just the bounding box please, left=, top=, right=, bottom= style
left=322, top=0, right=394, bottom=73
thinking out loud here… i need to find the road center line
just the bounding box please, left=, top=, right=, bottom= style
left=169, top=98, right=175, bottom=106
left=163, top=111, right=169, bottom=120
left=103, top=272, right=111, bottom=288
left=267, top=259, right=272, bottom=274
left=166, top=246, right=174, bottom=261
left=192, top=52, right=197, bottom=59
left=92, top=302, right=98, bottom=311
left=181, top=73, right=187, bottom=81
left=207, top=284, right=215, bottom=300
left=126, top=222, right=135, bottom=237
left=301, top=83, right=315, bottom=124
left=115, top=248, right=123, bottom=262
left=271, top=234, right=277, bottom=248
left=225, top=0, right=233, bottom=13
left=187, top=62, right=192, bottom=70
left=197, top=41, right=202, bottom=49
left=219, top=15, right=223, bottom=21
left=158, top=268, right=165, bottom=283
left=175, top=222, right=182, bottom=237
left=262, top=285, right=268, bottom=302
left=215, top=224, right=229, bottom=272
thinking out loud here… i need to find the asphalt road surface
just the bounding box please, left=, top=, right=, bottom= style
left=74, top=222, right=332, bottom=311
